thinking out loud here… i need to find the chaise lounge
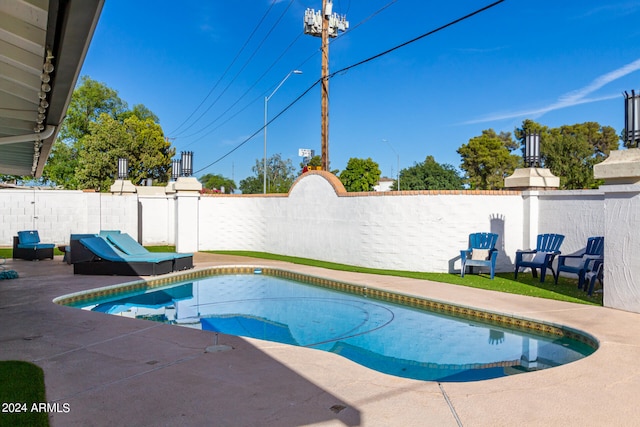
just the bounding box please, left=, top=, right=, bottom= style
left=72, top=236, right=175, bottom=276
left=13, top=230, right=55, bottom=261
left=102, top=231, right=193, bottom=271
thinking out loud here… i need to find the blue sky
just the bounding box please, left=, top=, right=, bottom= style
left=79, top=0, right=640, bottom=183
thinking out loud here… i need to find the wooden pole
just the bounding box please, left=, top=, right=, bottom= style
left=321, top=0, right=329, bottom=171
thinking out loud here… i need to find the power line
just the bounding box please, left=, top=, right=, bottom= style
left=171, top=0, right=297, bottom=139
left=170, top=1, right=278, bottom=136
left=194, top=0, right=506, bottom=175
left=179, top=1, right=399, bottom=145
left=178, top=32, right=304, bottom=142
left=328, top=0, right=506, bottom=79
left=194, top=79, right=321, bottom=174
left=177, top=1, right=398, bottom=144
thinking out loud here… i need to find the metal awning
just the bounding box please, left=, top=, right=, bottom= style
left=0, top=0, right=104, bottom=177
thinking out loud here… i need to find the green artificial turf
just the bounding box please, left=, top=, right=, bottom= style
left=208, top=250, right=602, bottom=306
left=0, top=248, right=64, bottom=258
left=0, top=361, right=49, bottom=427
left=0, top=246, right=602, bottom=305
left=144, top=245, right=176, bottom=253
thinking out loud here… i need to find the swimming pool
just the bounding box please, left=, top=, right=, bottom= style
left=57, top=266, right=597, bottom=382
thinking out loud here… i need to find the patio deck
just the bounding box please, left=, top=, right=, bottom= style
left=1, top=252, right=639, bottom=426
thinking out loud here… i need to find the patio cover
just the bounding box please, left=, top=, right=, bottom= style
left=0, top=0, right=104, bottom=177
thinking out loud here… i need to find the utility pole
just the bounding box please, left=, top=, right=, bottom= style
left=304, top=0, right=348, bottom=171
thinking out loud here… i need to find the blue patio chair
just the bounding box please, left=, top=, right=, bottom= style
left=514, top=233, right=565, bottom=283
left=555, top=236, right=604, bottom=289
left=585, top=258, right=604, bottom=296
left=460, top=232, right=499, bottom=279
left=13, top=230, right=55, bottom=260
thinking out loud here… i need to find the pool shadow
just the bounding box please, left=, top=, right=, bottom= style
left=0, top=259, right=362, bottom=427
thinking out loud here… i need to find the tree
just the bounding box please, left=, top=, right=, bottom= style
left=458, top=129, right=520, bottom=189
left=394, top=155, right=463, bottom=190
left=42, top=76, right=168, bottom=190
left=58, top=76, right=127, bottom=143
left=239, top=153, right=296, bottom=194
left=41, top=142, right=79, bottom=188
left=200, top=173, right=236, bottom=193
left=74, top=114, right=174, bottom=190
left=339, top=158, right=381, bottom=192
left=122, top=104, right=160, bottom=123
left=516, top=120, right=619, bottom=189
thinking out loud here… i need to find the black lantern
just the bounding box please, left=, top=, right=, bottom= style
left=117, top=158, right=128, bottom=179
left=171, top=159, right=181, bottom=181
left=180, top=151, right=193, bottom=177
left=624, top=90, right=640, bottom=147
left=524, top=132, right=540, bottom=167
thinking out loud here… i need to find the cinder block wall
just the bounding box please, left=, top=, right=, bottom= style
left=537, top=190, right=604, bottom=255
left=0, top=172, right=605, bottom=275
left=197, top=172, right=526, bottom=273
left=0, top=190, right=138, bottom=246
left=275, top=173, right=523, bottom=272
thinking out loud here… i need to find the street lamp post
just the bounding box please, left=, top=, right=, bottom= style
left=264, top=70, right=302, bottom=193
left=382, top=139, right=399, bottom=191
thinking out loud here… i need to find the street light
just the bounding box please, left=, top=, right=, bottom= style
left=264, top=70, right=303, bottom=193
left=382, top=139, right=400, bottom=191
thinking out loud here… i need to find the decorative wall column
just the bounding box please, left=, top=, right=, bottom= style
left=505, top=131, right=559, bottom=250
left=174, top=177, right=202, bottom=254
left=521, top=191, right=540, bottom=251
left=594, top=148, right=640, bottom=312
left=504, top=131, right=560, bottom=191
left=110, top=158, right=136, bottom=194
left=109, top=179, right=136, bottom=194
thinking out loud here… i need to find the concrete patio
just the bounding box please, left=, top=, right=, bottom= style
left=1, top=252, right=639, bottom=426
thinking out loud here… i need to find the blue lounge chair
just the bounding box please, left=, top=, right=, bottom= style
left=13, top=230, right=55, bottom=260
left=73, top=236, right=174, bottom=276
left=105, top=232, right=193, bottom=271
left=460, top=232, right=499, bottom=279
left=514, top=233, right=565, bottom=283
left=555, top=236, right=604, bottom=289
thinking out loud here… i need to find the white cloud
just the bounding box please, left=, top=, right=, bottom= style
left=465, top=58, right=640, bottom=125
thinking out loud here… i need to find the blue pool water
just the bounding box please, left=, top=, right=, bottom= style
left=71, top=273, right=596, bottom=382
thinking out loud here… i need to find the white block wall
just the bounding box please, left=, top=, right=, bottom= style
left=0, top=174, right=605, bottom=274
left=4, top=173, right=639, bottom=312
left=278, top=175, right=524, bottom=272
left=600, top=185, right=640, bottom=312
left=0, top=190, right=138, bottom=246
left=197, top=173, right=525, bottom=273
left=139, top=195, right=176, bottom=245
left=537, top=190, right=605, bottom=255
left=199, top=196, right=268, bottom=252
